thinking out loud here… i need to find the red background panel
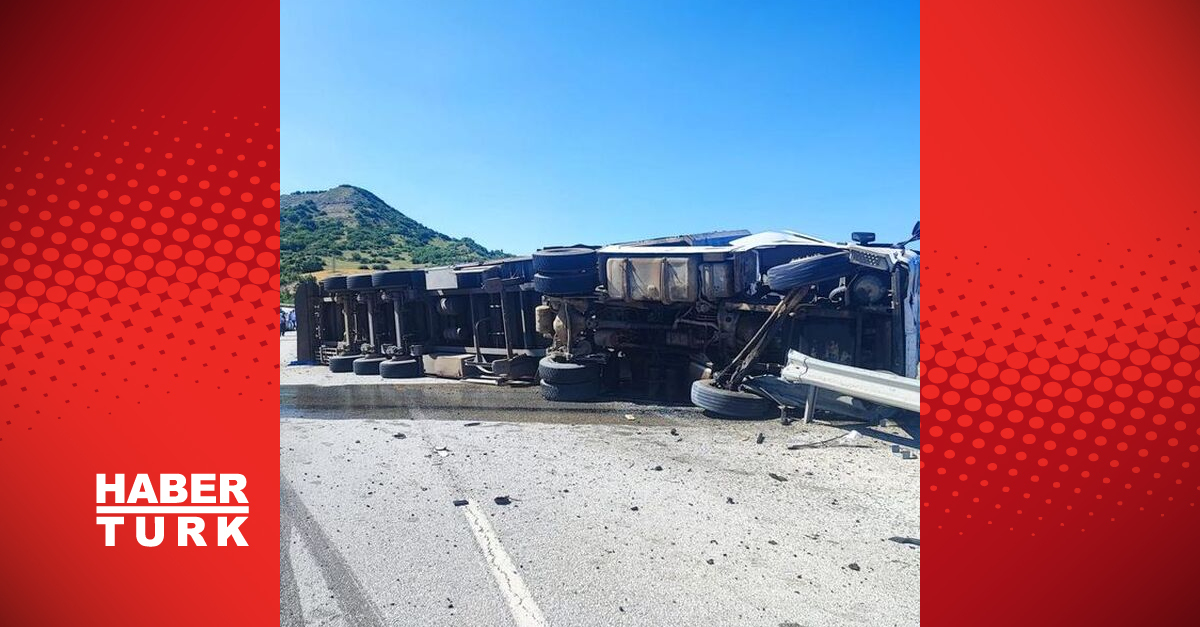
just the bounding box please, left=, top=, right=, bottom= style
left=925, top=0, right=1200, bottom=624
left=0, top=2, right=279, bottom=625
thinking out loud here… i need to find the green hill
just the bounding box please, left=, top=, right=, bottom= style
left=280, top=185, right=505, bottom=299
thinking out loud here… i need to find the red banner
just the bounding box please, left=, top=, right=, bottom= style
left=0, top=2, right=280, bottom=625
left=924, top=1, right=1200, bottom=624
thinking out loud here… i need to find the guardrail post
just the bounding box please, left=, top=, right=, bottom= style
left=803, top=385, right=817, bottom=424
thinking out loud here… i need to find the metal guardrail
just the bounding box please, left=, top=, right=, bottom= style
left=780, top=350, right=920, bottom=413
left=741, top=376, right=877, bottom=422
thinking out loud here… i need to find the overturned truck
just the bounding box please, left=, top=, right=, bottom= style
left=293, top=224, right=919, bottom=418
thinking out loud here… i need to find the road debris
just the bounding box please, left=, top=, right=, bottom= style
left=787, top=430, right=863, bottom=450
left=464, top=421, right=482, bottom=427
left=652, top=465, right=663, bottom=471
left=756, top=432, right=765, bottom=445
left=888, top=536, right=920, bottom=547
left=890, top=444, right=917, bottom=459
left=848, top=563, right=861, bottom=571
left=392, top=433, right=407, bottom=439
left=281, top=369, right=919, bottom=624
left=493, top=496, right=512, bottom=506
left=669, top=428, right=679, bottom=436
left=625, top=414, right=637, bottom=421
left=435, top=446, right=451, bottom=457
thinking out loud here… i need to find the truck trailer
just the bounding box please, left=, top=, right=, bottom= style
left=292, top=224, right=919, bottom=418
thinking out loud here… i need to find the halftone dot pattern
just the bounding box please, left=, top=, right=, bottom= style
left=922, top=231, right=1200, bottom=534
left=0, top=108, right=280, bottom=444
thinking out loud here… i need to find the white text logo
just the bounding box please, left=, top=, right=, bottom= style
left=95, top=474, right=250, bottom=547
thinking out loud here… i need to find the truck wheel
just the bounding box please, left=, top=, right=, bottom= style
left=372, top=269, right=422, bottom=288
left=538, top=357, right=601, bottom=385
left=765, top=251, right=856, bottom=292
left=532, top=247, right=596, bottom=274
left=322, top=276, right=348, bottom=292
left=379, top=357, right=421, bottom=378
left=328, top=354, right=360, bottom=373
left=346, top=273, right=374, bottom=290
left=690, top=379, right=776, bottom=419
left=352, top=356, right=387, bottom=375
left=533, top=272, right=598, bottom=296
left=540, top=379, right=601, bottom=402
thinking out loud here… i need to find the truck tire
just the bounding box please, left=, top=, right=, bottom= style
left=533, top=272, right=598, bottom=296
left=690, top=379, right=776, bottom=419
left=379, top=357, right=421, bottom=378
left=352, top=356, right=387, bottom=375
left=372, top=270, right=421, bottom=288
left=538, top=357, right=601, bottom=385
left=532, top=247, right=597, bottom=274
left=322, top=276, right=348, bottom=292
left=328, top=354, right=360, bottom=373
left=540, top=379, right=601, bottom=402
left=765, top=251, right=856, bottom=292
left=347, top=274, right=374, bottom=290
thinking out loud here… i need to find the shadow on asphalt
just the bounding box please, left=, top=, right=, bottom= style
left=281, top=384, right=695, bottom=426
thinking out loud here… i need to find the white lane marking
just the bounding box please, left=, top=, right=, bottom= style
left=461, top=500, right=548, bottom=627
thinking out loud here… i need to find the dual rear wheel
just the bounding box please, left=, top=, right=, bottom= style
left=328, top=354, right=421, bottom=378
left=538, top=356, right=602, bottom=401
left=532, top=247, right=600, bottom=296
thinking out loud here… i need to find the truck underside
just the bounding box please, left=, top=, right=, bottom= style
left=293, top=228, right=919, bottom=415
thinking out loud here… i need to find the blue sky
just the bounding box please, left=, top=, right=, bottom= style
left=282, top=1, right=918, bottom=255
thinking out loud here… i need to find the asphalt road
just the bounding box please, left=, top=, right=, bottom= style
left=280, top=371, right=920, bottom=626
